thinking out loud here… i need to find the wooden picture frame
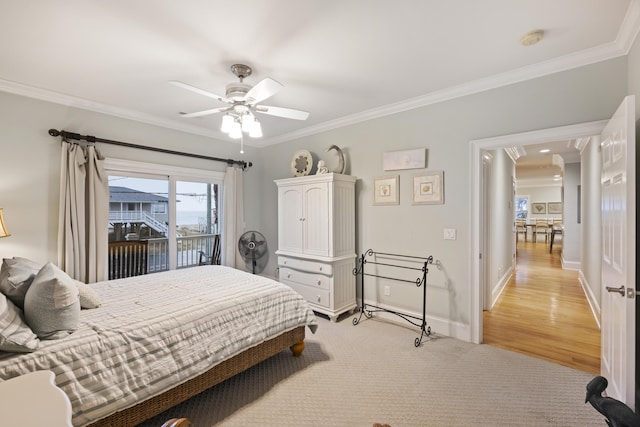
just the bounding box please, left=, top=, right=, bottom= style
left=412, top=171, right=444, bottom=205
left=531, top=202, right=546, bottom=214
left=548, top=202, right=563, bottom=214
left=373, top=175, right=399, bottom=205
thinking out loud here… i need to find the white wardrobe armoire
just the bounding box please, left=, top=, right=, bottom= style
left=275, top=173, right=356, bottom=321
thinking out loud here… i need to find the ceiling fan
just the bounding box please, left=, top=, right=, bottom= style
left=170, top=64, right=309, bottom=140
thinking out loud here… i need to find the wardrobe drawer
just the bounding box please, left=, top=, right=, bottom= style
left=279, top=267, right=330, bottom=291
left=282, top=280, right=330, bottom=309
left=278, top=256, right=332, bottom=275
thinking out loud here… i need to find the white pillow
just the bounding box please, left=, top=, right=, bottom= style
left=24, top=263, right=80, bottom=340
left=75, top=281, right=102, bottom=309
left=0, top=292, right=39, bottom=352
left=0, top=257, right=42, bottom=309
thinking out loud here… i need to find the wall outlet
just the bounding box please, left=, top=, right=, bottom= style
left=383, top=285, right=390, bottom=296
left=444, top=228, right=457, bottom=240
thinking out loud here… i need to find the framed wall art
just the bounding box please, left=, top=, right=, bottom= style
left=373, top=175, right=399, bottom=205
left=383, top=148, right=426, bottom=171
left=531, top=203, right=546, bottom=214
left=548, top=202, right=563, bottom=214
left=412, top=171, right=444, bottom=205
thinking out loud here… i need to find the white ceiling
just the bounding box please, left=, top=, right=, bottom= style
left=1, top=0, right=638, bottom=150
left=515, top=140, right=579, bottom=187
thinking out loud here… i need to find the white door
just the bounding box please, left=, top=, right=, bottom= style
left=600, top=95, right=636, bottom=407
left=302, top=182, right=329, bottom=256
left=277, top=185, right=303, bottom=253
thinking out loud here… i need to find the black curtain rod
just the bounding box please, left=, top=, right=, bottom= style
left=48, top=129, right=252, bottom=169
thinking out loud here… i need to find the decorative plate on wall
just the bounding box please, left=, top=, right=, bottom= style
left=290, top=149, right=313, bottom=176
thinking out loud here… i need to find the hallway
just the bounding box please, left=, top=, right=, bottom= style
left=483, top=240, right=601, bottom=374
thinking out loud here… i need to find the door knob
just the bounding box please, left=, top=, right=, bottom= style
left=606, top=285, right=625, bottom=296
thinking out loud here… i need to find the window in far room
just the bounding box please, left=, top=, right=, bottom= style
left=515, top=195, right=529, bottom=219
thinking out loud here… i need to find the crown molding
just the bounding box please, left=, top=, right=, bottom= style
left=504, top=146, right=527, bottom=163
left=618, top=0, right=640, bottom=53
left=574, top=136, right=592, bottom=154
left=1, top=0, right=638, bottom=147
left=261, top=41, right=630, bottom=145
left=0, top=78, right=263, bottom=149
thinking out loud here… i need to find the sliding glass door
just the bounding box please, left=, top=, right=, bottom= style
left=175, top=181, right=220, bottom=268
left=108, top=175, right=170, bottom=275
left=104, top=158, right=226, bottom=278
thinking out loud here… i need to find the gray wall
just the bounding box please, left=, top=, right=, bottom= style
left=488, top=149, right=516, bottom=294
left=580, top=136, right=602, bottom=311
left=563, top=162, right=581, bottom=265
left=629, top=26, right=640, bottom=120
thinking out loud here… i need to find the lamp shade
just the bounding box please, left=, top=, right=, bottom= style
left=0, top=209, right=10, bottom=238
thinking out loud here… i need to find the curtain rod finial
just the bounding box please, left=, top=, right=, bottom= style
left=49, top=129, right=61, bottom=137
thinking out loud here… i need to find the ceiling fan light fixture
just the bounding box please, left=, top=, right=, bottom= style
left=221, top=114, right=235, bottom=133
left=228, top=121, right=243, bottom=139
left=241, top=114, right=254, bottom=132
left=172, top=63, right=307, bottom=149
left=249, top=120, right=262, bottom=138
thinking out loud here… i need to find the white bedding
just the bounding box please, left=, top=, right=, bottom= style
left=0, top=266, right=317, bottom=426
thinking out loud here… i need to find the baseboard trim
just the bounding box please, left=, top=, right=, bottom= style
left=491, top=266, right=514, bottom=308
left=578, top=270, right=601, bottom=329
left=359, top=299, right=470, bottom=342
left=561, top=256, right=580, bottom=270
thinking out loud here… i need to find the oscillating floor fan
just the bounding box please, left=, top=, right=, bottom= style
left=238, top=231, right=267, bottom=274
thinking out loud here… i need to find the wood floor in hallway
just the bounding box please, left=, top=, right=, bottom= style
left=483, top=239, right=601, bottom=374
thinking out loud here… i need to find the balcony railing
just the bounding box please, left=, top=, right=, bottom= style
left=109, top=211, right=170, bottom=235
left=108, top=234, right=219, bottom=277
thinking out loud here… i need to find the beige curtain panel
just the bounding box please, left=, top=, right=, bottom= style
left=57, top=141, right=109, bottom=283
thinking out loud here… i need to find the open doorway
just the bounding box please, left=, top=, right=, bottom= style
left=469, top=120, right=606, bottom=345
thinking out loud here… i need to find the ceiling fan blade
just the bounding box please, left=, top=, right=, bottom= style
left=179, top=107, right=230, bottom=118
left=169, top=80, right=231, bottom=104
left=244, top=77, right=283, bottom=104
left=256, top=105, right=309, bottom=120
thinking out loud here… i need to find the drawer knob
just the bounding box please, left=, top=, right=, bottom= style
left=287, top=273, right=291, bottom=278
left=316, top=296, right=321, bottom=303
left=317, top=279, right=322, bottom=286
left=319, top=266, right=323, bottom=271
left=283, top=260, right=287, bottom=264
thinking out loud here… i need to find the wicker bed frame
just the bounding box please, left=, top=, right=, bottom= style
left=87, top=326, right=306, bottom=427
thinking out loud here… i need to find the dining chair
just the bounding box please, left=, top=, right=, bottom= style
left=515, top=219, right=527, bottom=242
left=535, top=218, right=551, bottom=242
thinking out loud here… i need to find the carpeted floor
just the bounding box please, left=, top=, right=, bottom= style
left=139, top=315, right=606, bottom=426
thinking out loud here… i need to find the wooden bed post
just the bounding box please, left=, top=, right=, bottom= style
left=290, top=341, right=305, bottom=357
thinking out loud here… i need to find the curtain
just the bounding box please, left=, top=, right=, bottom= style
left=58, top=141, right=109, bottom=283
left=221, top=166, right=244, bottom=268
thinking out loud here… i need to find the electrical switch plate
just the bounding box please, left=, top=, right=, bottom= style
left=444, top=228, right=457, bottom=240
left=384, top=285, right=390, bottom=296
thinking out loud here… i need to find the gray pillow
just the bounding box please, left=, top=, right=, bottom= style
left=0, top=257, right=42, bottom=309
left=75, top=281, right=102, bottom=309
left=24, top=263, right=80, bottom=340
left=0, top=292, right=39, bottom=352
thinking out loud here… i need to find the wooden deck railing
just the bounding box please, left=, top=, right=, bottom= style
left=108, top=240, right=149, bottom=280
left=108, top=234, right=219, bottom=279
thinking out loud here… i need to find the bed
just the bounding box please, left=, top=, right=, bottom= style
left=0, top=263, right=317, bottom=427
